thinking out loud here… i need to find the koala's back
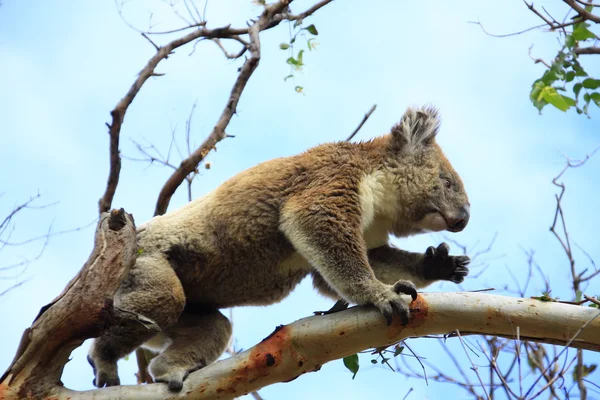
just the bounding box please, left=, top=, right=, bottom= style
left=136, top=143, right=372, bottom=308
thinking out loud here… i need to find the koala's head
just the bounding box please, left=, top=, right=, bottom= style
left=387, top=106, right=470, bottom=234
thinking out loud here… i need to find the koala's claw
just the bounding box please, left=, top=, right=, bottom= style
left=153, top=371, right=188, bottom=392
left=393, top=280, right=418, bottom=301
left=423, top=243, right=471, bottom=283
left=150, top=354, right=204, bottom=392
left=373, top=280, right=416, bottom=326
left=87, top=355, right=120, bottom=388
left=314, top=299, right=350, bottom=315
left=154, top=375, right=187, bottom=392
left=377, top=298, right=410, bottom=326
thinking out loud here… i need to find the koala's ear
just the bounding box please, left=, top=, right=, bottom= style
left=390, top=105, right=440, bottom=152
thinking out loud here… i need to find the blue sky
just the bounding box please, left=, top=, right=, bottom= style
left=1, top=0, right=599, bottom=398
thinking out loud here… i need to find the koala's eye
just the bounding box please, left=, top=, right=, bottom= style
left=442, top=177, right=452, bottom=189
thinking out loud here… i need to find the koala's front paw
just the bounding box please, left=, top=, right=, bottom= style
left=149, top=354, right=204, bottom=391
left=423, top=243, right=470, bottom=283
left=87, top=355, right=120, bottom=388
left=371, top=280, right=417, bottom=326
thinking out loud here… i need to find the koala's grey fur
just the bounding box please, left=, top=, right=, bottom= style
left=88, top=105, right=471, bottom=391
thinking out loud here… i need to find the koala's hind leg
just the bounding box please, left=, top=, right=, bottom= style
left=148, top=308, right=233, bottom=391
left=88, top=254, right=186, bottom=388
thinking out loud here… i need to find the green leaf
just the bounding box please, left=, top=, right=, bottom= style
left=563, top=96, right=576, bottom=107
left=286, top=57, right=298, bottom=66
left=297, top=49, right=304, bottom=65
left=279, top=43, right=290, bottom=50
left=343, top=354, right=360, bottom=379
left=370, top=359, right=378, bottom=364
left=571, top=23, right=596, bottom=41
left=540, top=86, right=572, bottom=111
left=530, top=81, right=548, bottom=112
left=283, top=74, right=293, bottom=81
left=532, top=291, right=558, bottom=302
left=572, top=364, right=598, bottom=381
left=582, top=78, right=600, bottom=89
left=305, top=24, right=319, bottom=35
left=566, top=71, right=576, bottom=83
left=574, top=83, right=583, bottom=98
left=394, top=346, right=405, bottom=357
left=590, top=92, right=600, bottom=107
left=540, top=70, right=558, bottom=85
left=295, top=85, right=304, bottom=93
left=137, top=248, right=144, bottom=256
left=573, top=62, right=588, bottom=77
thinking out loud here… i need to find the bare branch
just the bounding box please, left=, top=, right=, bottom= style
left=345, top=104, right=377, bottom=142
left=99, top=0, right=335, bottom=214
left=584, top=295, right=600, bottom=306
left=468, top=20, right=547, bottom=38
left=575, top=46, right=600, bottom=55
left=154, top=0, right=334, bottom=215
left=211, top=38, right=248, bottom=59
left=456, top=330, right=490, bottom=400
left=564, top=0, right=600, bottom=22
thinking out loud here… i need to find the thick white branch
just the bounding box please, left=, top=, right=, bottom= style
left=53, top=292, right=600, bottom=400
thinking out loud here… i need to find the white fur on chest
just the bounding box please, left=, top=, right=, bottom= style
left=358, top=171, right=398, bottom=249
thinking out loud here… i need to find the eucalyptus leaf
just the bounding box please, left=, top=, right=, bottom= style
left=343, top=354, right=360, bottom=379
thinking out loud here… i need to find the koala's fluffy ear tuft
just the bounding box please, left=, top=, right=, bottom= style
left=390, top=105, right=441, bottom=152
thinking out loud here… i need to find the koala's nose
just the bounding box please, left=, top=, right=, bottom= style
left=449, top=205, right=470, bottom=232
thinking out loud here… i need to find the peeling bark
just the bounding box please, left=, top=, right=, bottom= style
left=0, top=209, right=137, bottom=399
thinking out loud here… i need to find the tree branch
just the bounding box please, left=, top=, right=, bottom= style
left=98, top=0, right=335, bottom=215
left=30, top=292, right=600, bottom=400
left=575, top=46, right=600, bottom=55
left=153, top=0, right=333, bottom=215
left=345, top=104, right=377, bottom=142
left=0, top=209, right=137, bottom=399
left=563, top=0, right=600, bottom=23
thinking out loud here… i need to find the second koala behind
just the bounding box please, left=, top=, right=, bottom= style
left=88, top=106, right=471, bottom=391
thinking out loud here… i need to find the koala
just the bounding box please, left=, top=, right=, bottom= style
left=87, top=105, right=470, bottom=391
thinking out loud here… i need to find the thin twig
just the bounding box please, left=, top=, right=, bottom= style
left=346, top=104, right=377, bottom=142
left=455, top=330, right=490, bottom=400
left=154, top=0, right=334, bottom=216
left=99, top=0, right=335, bottom=214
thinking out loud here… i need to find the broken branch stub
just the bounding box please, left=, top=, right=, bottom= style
left=0, top=209, right=137, bottom=399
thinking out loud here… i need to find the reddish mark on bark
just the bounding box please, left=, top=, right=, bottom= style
left=387, top=294, right=429, bottom=337
left=204, top=325, right=292, bottom=396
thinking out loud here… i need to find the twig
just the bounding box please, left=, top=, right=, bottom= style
left=455, top=330, right=490, bottom=400
left=575, top=46, right=600, bottom=55
left=153, top=0, right=334, bottom=216
left=468, top=20, right=547, bottom=38
left=99, top=0, right=335, bottom=215
left=563, top=0, right=600, bottom=23
left=345, top=104, right=377, bottom=142
left=524, top=311, right=600, bottom=399
left=584, top=295, right=600, bottom=306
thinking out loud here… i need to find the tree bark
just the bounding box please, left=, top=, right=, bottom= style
left=0, top=209, right=137, bottom=399
left=4, top=292, right=595, bottom=400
